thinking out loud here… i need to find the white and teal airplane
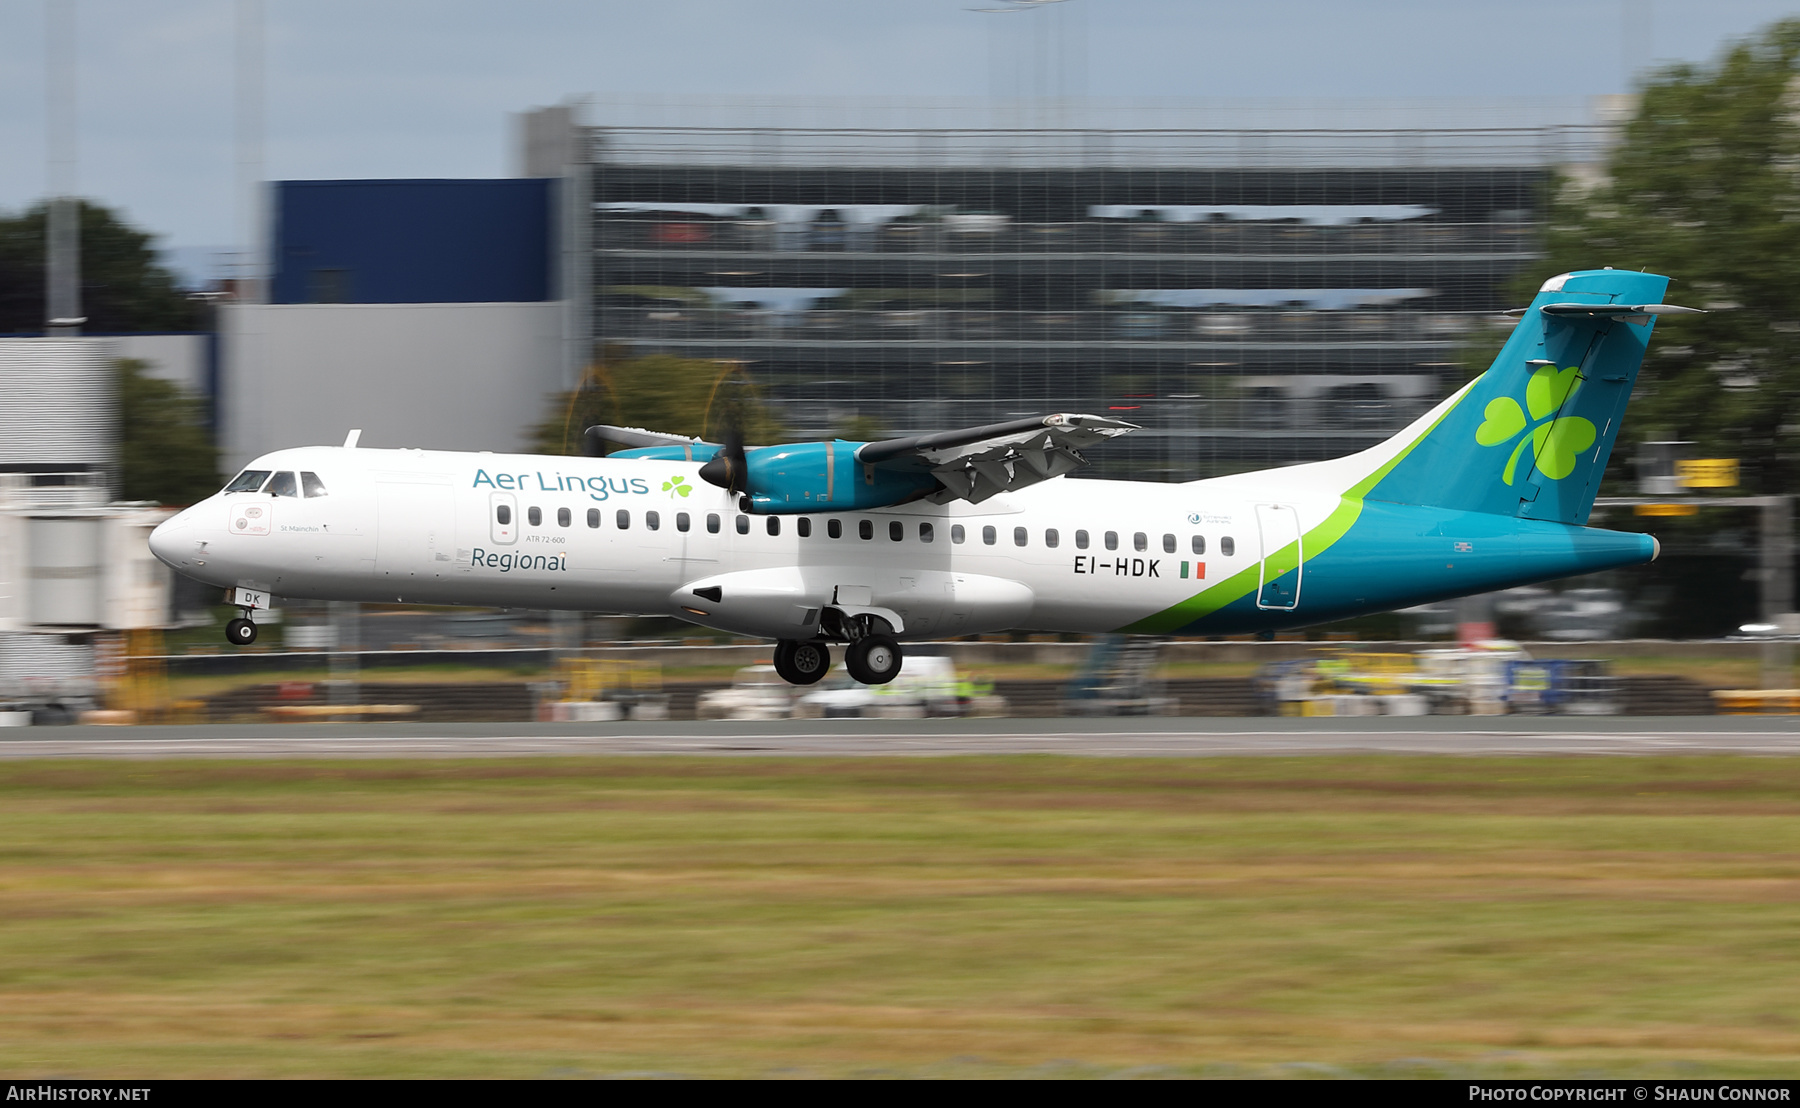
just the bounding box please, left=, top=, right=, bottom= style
left=149, top=269, right=1691, bottom=686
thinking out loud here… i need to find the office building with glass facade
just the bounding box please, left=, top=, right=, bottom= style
left=587, top=107, right=1613, bottom=479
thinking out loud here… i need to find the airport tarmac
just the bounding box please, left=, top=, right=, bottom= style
left=1, top=715, right=1799, bottom=758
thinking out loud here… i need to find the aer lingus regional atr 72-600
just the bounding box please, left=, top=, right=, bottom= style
left=148, top=269, right=1694, bottom=686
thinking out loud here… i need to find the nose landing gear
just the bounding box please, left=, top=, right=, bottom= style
left=225, top=616, right=258, bottom=646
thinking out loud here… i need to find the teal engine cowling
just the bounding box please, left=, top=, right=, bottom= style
left=704, top=440, right=938, bottom=513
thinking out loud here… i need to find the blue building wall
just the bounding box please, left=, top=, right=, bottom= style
left=271, top=179, right=554, bottom=304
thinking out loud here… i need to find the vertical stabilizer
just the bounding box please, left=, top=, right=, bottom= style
left=1364, top=269, right=1684, bottom=525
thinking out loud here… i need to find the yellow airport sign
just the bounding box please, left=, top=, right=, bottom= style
left=1677, top=458, right=1739, bottom=488
left=1636, top=503, right=1700, bottom=517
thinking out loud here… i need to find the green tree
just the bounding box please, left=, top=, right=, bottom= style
left=0, top=200, right=201, bottom=334
left=1538, top=18, right=1800, bottom=493
left=116, top=358, right=219, bottom=504
left=533, top=352, right=784, bottom=456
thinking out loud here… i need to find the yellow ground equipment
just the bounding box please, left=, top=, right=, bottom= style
left=95, top=630, right=204, bottom=724
left=548, top=658, right=668, bottom=721
left=1712, top=689, right=1800, bottom=715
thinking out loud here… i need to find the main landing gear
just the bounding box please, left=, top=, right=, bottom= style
left=225, top=616, right=258, bottom=646
left=773, top=639, right=832, bottom=685
left=772, top=611, right=905, bottom=687
left=844, top=635, right=902, bottom=685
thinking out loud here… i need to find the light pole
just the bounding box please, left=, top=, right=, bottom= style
left=45, top=0, right=82, bottom=336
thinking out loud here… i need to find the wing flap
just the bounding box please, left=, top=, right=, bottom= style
left=856, top=412, right=1135, bottom=504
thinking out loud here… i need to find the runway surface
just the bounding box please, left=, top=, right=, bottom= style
left=1, top=716, right=1799, bottom=758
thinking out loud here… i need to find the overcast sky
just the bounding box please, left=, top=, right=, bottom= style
left=3, top=0, right=1799, bottom=269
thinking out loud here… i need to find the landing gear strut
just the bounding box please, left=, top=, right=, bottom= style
left=225, top=616, right=258, bottom=646
left=773, top=639, right=831, bottom=685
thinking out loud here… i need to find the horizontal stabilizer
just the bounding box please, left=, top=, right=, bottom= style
left=1538, top=302, right=1703, bottom=318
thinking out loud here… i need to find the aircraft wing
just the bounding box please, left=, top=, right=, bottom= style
left=857, top=413, right=1138, bottom=505
left=584, top=424, right=717, bottom=460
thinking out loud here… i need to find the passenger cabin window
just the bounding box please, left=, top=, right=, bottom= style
left=1221, top=536, right=1235, bottom=556
left=1192, top=535, right=1205, bottom=555
left=225, top=469, right=270, bottom=493
left=766, top=516, right=780, bottom=536
left=707, top=513, right=721, bottom=534
left=1162, top=533, right=1176, bottom=553
left=646, top=510, right=660, bottom=531
left=1014, top=526, right=1028, bottom=547
left=1104, top=531, right=1119, bottom=551
left=558, top=507, right=571, bottom=528
left=300, top=471, right=328, bottom=498
left=735, top=515, right=750, bottom=535
left=951, top=524, right=965, bottom=544
left=527, top=506, right=542, bottom=526
left=859, top=519, right=873, bottom=540
left=890, top=521, right=903, bottom=541
left=677, top=512, right=690, bottom=532
left=496, top=504, right=512, bottom=526
left=1045, top=528, right=1059, bottom=548
left=266, top=471, right=299, bottom=498
left=1075, top=529, right=1089, bottom=550
left=798, top=517, right=812, bottom=538
left=617, top=510, right=631, bottom=530
left=919, top=522, right=934, bottom=543
left=828, top=518, right=843, bottom=539
left=982, top=525, right=997, bottom=545
left=587, top=508, right=600, bottom=528
left=1134, top=532, right=1147, bottom=552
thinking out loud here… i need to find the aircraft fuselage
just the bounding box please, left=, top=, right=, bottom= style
left=149, top=442, right=1656, bottom=640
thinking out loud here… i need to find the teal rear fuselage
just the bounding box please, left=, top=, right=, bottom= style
left=1135, top=268, right=1676, bottom=636
left=1176, top=501, right=1655, bottom=635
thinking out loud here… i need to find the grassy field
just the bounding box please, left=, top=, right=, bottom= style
left=3, top=755, right=1799, bottom=1078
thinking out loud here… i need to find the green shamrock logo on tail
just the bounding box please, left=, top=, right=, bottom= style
left=1474, top=365, right=1597, bottom=485
left=662, top=475, right=692, bottom=498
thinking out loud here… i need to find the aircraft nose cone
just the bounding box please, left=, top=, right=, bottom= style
left=148, top=512, right=191, bottom=567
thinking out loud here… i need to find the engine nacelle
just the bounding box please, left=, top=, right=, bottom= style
left=739, top=441, right=936, bottom=514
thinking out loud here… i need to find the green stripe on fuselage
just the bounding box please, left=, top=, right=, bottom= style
left=1118, top=388, right=1469, bottom=634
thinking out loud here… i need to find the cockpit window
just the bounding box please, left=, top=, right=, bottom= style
left=224, top=470, right=271, bottom=493
left=265, top=471, right=299, bottom=498
left=301, top=471, right=328, bottom=498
